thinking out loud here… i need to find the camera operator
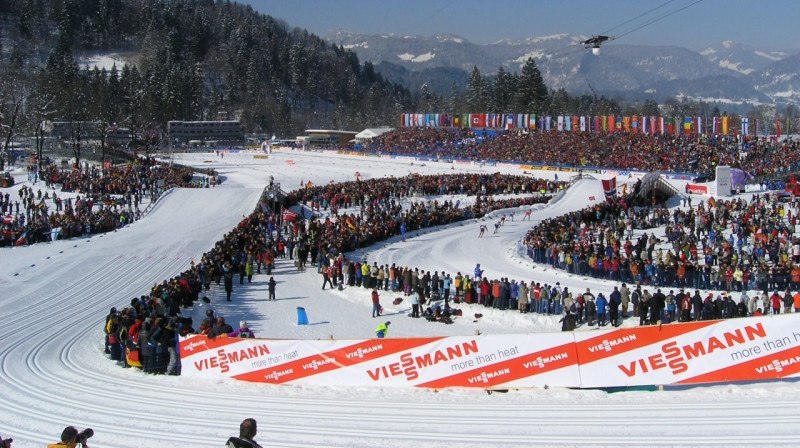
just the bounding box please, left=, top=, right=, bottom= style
left=47, top=426, right=93, bottom=448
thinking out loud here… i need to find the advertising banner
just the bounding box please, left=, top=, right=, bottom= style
left=716, top=165, right=732, bottom=197
left=685, top=184, right=708, bottom=194
left=180, top=315, right=800, bottom=389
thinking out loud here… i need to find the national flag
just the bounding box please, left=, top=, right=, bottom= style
left=667, top=117, right=674, bottom=134
left=776, top=118, right=782, bottom=138
left=462, top=114, right=470, bottom=128
left=623, top=116, right=631, bottom=132
left=345, top=216, right=357, bottom=231
left=516, top=114, right=525, bottom=129
left=594, top=116, right=602, bottom=132
left=659, top=117, right=665, bottom=135
left=742, top=117, right=749, bottom=135
left=14, top=230, right=27, bottom=246
left=641, top=116, right=649, bottom=134
left=650, top=116, right=657, bottom=135
left=631, top=116, right=639, bottom=133
left=557, top=116, right=564, bottom=131
left=564, top=116, right=571, bottom=131
left=607, top=115, right=615, bottom=132
left=712, top=117, right=719, bottom=134
left=529, top=114, right=536, bottom=129
left=722, top=116, right=729, bottom=135
left=572, top=116, right=579, bottom=131
left=684, top=117, right=692, bottom=135
left=454, top=116, right=460, bottom=127
left=505, top=114, right=514, bottom=129
left=696, top=117, right=702, bottom=135
left=282, top=209, right=300, bottom=222
left=615, top=116, right=623, bottom=132
left=602, top=177, right=617, bottom=203
left=580, top=116, right=587, bottom=132
left=470, top=114, right=486, bottom=128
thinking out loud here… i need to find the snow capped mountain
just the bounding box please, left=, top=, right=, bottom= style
left=700, top=40, right=789, bottom=75
left=754, top=52, right=800, bottom=104
left=326, top=30, right=800, bottom=106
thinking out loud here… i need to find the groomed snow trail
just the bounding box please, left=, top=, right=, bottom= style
left=2, top=151, right=800, bottom=447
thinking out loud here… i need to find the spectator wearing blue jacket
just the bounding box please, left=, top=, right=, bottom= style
left=474, top=264, right=484, bottom=280
left=596, top=293, right=609, bottom=326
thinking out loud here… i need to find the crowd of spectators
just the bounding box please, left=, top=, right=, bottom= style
left=96, top=131, right=800, bottom=377
left=103, top=172, right=568, bottom=372
left=1, top=158, right=215, bottom=247
left=286, top=173, right=566, bottom=254
left=522, top=180, right=800, bottom=311
left=354, top=127, right=800, bottom=177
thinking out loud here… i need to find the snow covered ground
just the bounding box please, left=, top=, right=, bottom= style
left=2, top=149, right=800, bottom=447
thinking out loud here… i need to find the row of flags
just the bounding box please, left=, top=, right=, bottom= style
left=400, top=113, right=787, bottom=136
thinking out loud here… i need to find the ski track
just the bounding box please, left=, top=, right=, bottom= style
left=2, top=151, right=800, bottom=447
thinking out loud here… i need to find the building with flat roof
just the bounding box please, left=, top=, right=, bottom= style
left=168, top=121, right=244, bottom=144
left=303, top=129, right=358, bottom=147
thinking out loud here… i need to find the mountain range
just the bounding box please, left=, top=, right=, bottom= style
left=326, top=30, right=800, bottom=108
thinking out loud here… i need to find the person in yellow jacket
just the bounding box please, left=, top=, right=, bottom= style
left=48, top=426, right=92, bottom=448
left=375, top=321, right=390, bottom=338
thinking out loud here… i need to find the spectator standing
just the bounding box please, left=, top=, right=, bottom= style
left=371, top=289, right=382, bottom=318
left=268, top=277, right=277, bottom=301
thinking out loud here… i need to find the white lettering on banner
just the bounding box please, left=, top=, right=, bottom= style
left=756, top=356, right=800, bottom=374
left=618, top=323, right=766, bottom=377
left=523, top=352, right=569, bottom=369
left=346, top=344, right=383, bottom=359
left=587, top=335, right=637, bottom=353
left=265, top=368, right=293, bottom=381
left=193, top=344, right=271, bottom=374
left=183, top=339, right=207, bottom=352
left=302, top=358, right=335, bottom=371
left=367, top=340, right=478, bottom=381
left=467, top=368, right=511, bottom=384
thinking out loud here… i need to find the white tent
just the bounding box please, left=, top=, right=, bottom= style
left=354, top=127, right=394, bottom=143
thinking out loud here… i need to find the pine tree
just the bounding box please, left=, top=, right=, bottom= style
left=517, top=57, right=549, bottom=114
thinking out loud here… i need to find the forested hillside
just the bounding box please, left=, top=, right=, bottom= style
left=0, top=0, right=412, bottom=142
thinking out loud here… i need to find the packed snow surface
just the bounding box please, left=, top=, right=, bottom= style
left=2, top=150, right=800, bottom=447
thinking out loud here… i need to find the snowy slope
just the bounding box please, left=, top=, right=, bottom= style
left=2, top=150, right=800, bottom=447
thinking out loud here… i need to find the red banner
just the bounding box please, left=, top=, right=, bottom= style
left=180, top=315, right=800, bottom=389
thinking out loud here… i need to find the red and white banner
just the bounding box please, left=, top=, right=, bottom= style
left=685, top=184, right=708, bottom=194
left=180, top=315, right=800, bottom=389
left=282, top=209, right=300, bottom=221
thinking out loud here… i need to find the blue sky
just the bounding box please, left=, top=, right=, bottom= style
left=247, top=0, right=797, bottom=51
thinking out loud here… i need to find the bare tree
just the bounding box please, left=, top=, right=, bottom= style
left=0, top=77, right=28, bottom=171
